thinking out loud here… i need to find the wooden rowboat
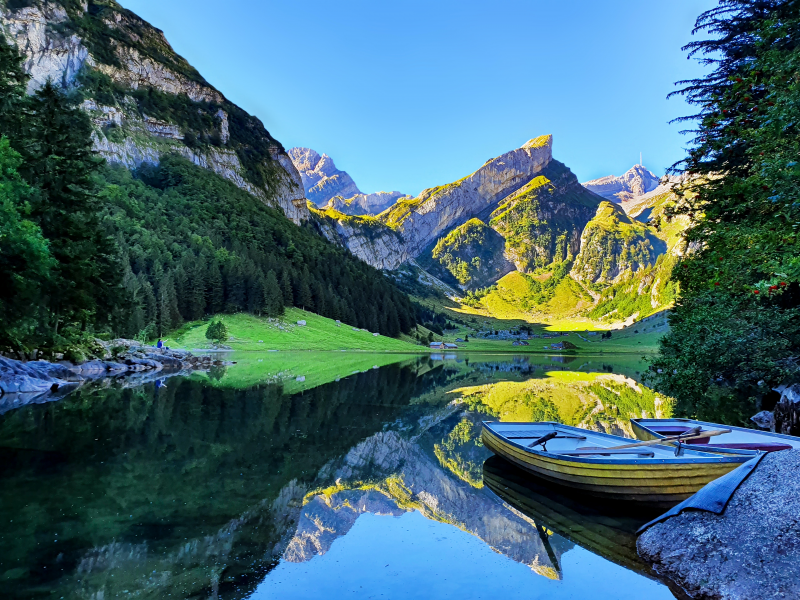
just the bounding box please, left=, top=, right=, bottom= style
left=481, top=421, right=753, bottom=507
left=631, top=417, right=800, bottom=455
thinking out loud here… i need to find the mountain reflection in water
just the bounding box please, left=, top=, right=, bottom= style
left=0, top=353, right=679, bottom=599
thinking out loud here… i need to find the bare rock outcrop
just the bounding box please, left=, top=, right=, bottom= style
left=583, top=164, right=661, bottom=203
left=384, top=135, right=554, bottom=259
left=1, top=1, right=309, bottom=223
left=638, top=450, right=800, bottom=600
left=288, top=147, right=361, bottom=206
left=324, top=191, right=410, bottom=216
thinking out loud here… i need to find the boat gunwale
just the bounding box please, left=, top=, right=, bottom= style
left=631, top=417, right=800, bottom=448
left=482, top=421, right=752, bottom=466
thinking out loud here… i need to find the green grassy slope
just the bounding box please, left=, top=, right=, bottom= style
left=163, top=309, right=424, bottom=352
left=192, top=351, right=420, bottom=394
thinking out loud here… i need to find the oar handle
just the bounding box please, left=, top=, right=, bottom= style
left=604, top=429, right=731, bottom=450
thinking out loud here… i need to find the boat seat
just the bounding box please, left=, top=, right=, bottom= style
left=651, top=426, right=694, bottom=435
left=560, top=449, right=655, bottom=457
left=650, top=426, right=711, bottom=444
left=502, top=430, right=587, bottom=440
left=710, top=442, right=793, bottom=453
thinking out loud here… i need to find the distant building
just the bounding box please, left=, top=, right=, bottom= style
left=430, top=342, right=445, bottom=349
left=444, top=343, right=458, bottom=349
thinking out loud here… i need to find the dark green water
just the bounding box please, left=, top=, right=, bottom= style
left=0, top=353, right=685, bottom=599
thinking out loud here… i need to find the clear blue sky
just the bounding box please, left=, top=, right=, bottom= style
left=119, top=0, right=716, bottom=196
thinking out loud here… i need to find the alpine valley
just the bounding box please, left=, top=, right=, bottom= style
left=0, top=0, right=686, bottom=353
left=294, top=138, right=689, bottom=329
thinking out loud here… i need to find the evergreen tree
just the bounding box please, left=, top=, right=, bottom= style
left=280, top=267, right=293, bottom=305
left=653, top=0, right=800, bottom=422
left=0, top=138, right=53, bottom=347
left=207, top=260, right=224, bottom=314
left=22, top=82, right=119, bottom=336
left=0, top=31, right=27, bottom=143
left=263, top=270, right=284, bottom=317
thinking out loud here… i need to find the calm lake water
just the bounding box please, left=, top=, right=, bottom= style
left=0, top=352, right=688, bottom=599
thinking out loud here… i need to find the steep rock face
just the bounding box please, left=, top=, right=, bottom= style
left=489, top=160, right=602, bottom=273
left=325, top=191, right=409, bottom=216
left=288, top=147, right=361, bottom=205
left=382, top=135, right=554, bottom=258
left=418, top=218, right=515, bottom=291
left=1, top=1, right=308, bottom=223
left=583, top=165, right=660, bottom=203
left=311, top=210, right=410, bottom=270
left=3, top=3, right=88, bottom=92
left=570, top=201, right=665, bottom=285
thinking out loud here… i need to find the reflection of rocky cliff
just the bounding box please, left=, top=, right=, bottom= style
left=284, top=426, right=574, bottom=578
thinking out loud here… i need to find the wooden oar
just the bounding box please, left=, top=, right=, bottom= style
left=593, top=428, right=731, bottom=450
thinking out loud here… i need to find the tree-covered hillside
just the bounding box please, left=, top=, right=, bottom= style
left=0, top=31, right=416, bottom=354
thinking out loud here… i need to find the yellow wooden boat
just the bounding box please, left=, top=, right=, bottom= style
left=481, top=421, right=752, bottom=507
left=631, top=417, right=800, bottom=455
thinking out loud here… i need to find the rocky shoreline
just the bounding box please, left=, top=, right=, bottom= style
left=637, top=449, right=800, bottom=600
left=0, top=339, right=229, bottom=414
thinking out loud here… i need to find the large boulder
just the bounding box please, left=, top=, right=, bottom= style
left=637, top=450, right=800, bottom=599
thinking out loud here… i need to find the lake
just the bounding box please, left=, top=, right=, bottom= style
left=0, top=352, right=688, bottom=599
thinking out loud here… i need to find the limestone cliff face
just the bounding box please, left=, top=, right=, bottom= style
left=311, top=210, right=410, bottom=270
left=288, top=146, right=410, bottom=217
left=570, top=201, right=665, bottom=285
left=1, top=1, right=308, bottom=223
left=325, top=191, right=409, bottom=216
left=383, top=135, right=554, bottom=259
left=582, top=164, right=661, bottom=203
left=288, top=147, right=361, bottom=206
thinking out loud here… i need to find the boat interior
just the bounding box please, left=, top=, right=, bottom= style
left=635, top=418, right=800, bottom=453
left=485, top=422, right=721, bottom=460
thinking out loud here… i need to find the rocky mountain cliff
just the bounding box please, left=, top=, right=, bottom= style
left=1, top=0, right=308, bottom=222
left=288, top=146, right=409, bottom=215
left=583, top=164, right=661, bottom=203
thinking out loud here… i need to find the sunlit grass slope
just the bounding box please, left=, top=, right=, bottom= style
left=164, top=309, right=424, bottom=352
left=193, top=352, right=420, bottom=394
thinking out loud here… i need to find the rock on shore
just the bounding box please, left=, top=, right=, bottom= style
left=637, top=450, right=800, bottom=600
left=0, top=339, right=228, bottom=409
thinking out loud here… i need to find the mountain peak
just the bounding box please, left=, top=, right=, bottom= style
left=582, top=164, right=661, bottom=203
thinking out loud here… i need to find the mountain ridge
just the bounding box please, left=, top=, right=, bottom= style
left=288, top=146, right=410, bottom=216
left=1, top=0, right=309, bottom=222
left=582, top=164, right=661, bottom=203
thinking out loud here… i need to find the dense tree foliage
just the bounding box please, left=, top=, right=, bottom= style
left=0, top=30, right=416, bottom=353
left=652, top=0, right=800, bottom=422
left=100, top=158, right=415, bottom=339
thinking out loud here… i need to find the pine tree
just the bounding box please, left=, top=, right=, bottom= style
left=267, top=270, right=285, bottom=317
left=0, top=31, right=28, bottom=143
left=207, top=260, right=224, bottom=314
left=21, top=82, right=119, bottom=336
left=280, top=267, right=293, bottom=306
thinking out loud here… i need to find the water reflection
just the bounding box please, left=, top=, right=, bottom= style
left=0, top=353, right=677, bottom=599
left=482, top=456, right=690, bottom=598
